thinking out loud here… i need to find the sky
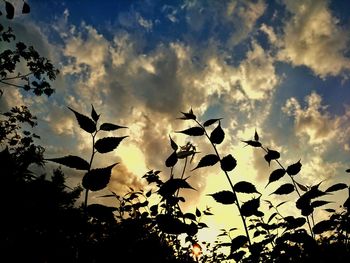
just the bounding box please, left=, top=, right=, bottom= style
left=1, top=0, right=350, bottom=244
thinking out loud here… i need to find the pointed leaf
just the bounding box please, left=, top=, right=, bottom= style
left=346, top=169, right=350, bottom=173
left=264, top=149, right=280, bottom=166
left=233, top=181, right=259, bottom=194
left=311, top=200, right=332, bottom=208
left=265, top=169, right=286, bottom=188
left=47, top=155, right=90, bottom=170
left=270, top=184, right=294, bottom=195
left=286, top=160, right=302, bottom=176
left=208, top=191, right=236, bottom=205
left=276, top=201, right=288, bottom=208
left=196, top=208, right=201, bottom=217
left=94, top=136, right=127, bottom=153
left=242, top=140, right=261, bottom=147
left=231, top=235, right=248, bottom=252
left=295, top=181, right=308, bottom=192
left=178, top=109, right=196, bottom=120
left=325, top=183, right=348, bottom=193
left=68, top=107, right=96, bottom=133
left=220, top=154, right=237, bottom=172
left=210, top=121, right=225, bottom=144
left=254, top=130, right=259, bottom=141
left=5, top=1, right=14, bottom=19
left=22, top=2, right=30, bottom=14
left=192, top=154, right=219, bottom=170
left=176, top=127, right=204, bottom=136
left=82, top=163, right=118, bottom=191
left=91, top=104, right=99, bottom=122
left=165, top=150, right=178, bottom=167
left=313, top=220, right=334, bottom=234
left=99, top=123, right=127, bottom=131
left=241, top=197, right=260, bottom=217
left=268, top=212, right=278, bottom=223
left=169, top=135, right=178, bottom=151
left=156, top=214, right=188, bottom=234
left=203, top=118, right=222, bottom=127
left=183, top=213, right=196, bottom=221
left=158, top=178, right=195, bottom=198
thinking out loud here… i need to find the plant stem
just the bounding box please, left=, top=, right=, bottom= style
left=84, top=131, right=97, bottom=213
left=195, top=120, right=252, bottom=247
left=260, top=146, right=314, bottom=238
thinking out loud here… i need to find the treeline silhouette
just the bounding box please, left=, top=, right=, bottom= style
left=1, top=2, right=350, bottom=262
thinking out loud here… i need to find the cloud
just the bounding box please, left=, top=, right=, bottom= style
left=282, top=92, right=337, bottom=145
left=278, top=0, right=350, bottom=78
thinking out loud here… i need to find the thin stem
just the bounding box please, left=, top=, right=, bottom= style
left=176, top=156, right=188, bottom=197
left=0, top=80, right=24, bottom=89
left=2, top=72, right=32, bottom=81
left=84, top=132, right=97, bottom=213
left=260, top=145, right=315, bottom=238
left=195, top=120, right=252, bottom=247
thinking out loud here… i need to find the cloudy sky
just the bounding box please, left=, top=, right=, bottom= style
left=1, top=0, right=350, bottom=242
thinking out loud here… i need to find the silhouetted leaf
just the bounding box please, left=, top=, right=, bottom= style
left=346, top=169, right=350, bottom=173
left=198, top=222, right=208, bottom=228
left=196, top=208, right=201, bottom=217
left=169, top=135, right=178, bottom=151
left=324, top=208, right=336, bottom=213
left=254, top=130, right=259, bottom=141
left=145, top=190, right=152, bottom=198
left=82, top=163, right=118, bottom=191
left=220, top=154, right=237, bottom=172
left=295, top=181, right=308, bottom=192
left=208, top=191, right=236, bottom=205
left=228, top=250, right=246, bottom=262
left=242, top=140, right=261, bottom=147
left=5, top=1, right=14, bottom=19
left=270, top=184, right=294, bottom=195
left=268, top=212, right=278, bottom=223
left=156, top=214, right=188, bottom=234
left=94, top=136, right=127, bottom=153
left=176, top=127, right=204, bottom=136
left=91, top=104, right=99, bottom=122
left=99, top=123, right=127, bottom=131
left=158, top=178, right=195, bottom=198
left=178, top=109, right=196, bottom=120
left=68, top=107, right=96, bottom=133
left=183, top=213, right=196, bottom=221
left=203, top=118, right=222, bottom=127
left=233, top=181, right=259, bottom=194
left=264, top=149, right=280, bottom=166
left=241, top=197, right=260, bottom=217
left=325, top=183, right=348, bottom=193
left=165, top=150, right=178, bottom=167
left=311, top=200, right=332, bottom=208
left=210, top=121, right=225, bottom=144
left=231, top=235, right=248, bottom=252
left=265, top=169, right=286, bottom=188
left=192, top=154, right=219, bottom=170
left=313, top=220, right=334, bottom=234
left=286, top=160, right=302, bottom=176
left=22, top=2, right=30, bottom=14
left=284, top=216, right=306, bottom=230
left=47, top=155, right=89, bottom=170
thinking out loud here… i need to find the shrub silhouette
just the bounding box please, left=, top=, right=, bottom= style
left=1, top=3, right=350, bottom=262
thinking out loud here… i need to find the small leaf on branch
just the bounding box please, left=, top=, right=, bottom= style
left=68, top=107, right=96, bottom=133
left=220, top=154, right=237, bottom=172
left=233, top=181, right=259, bottom=194
left=265, top=169, right=286, bottom=188
left=22, top=2, right=30, bottom=14
left=192, top=154, right=219, bottom=170
left=325, top=183, right=348, bottom=193
left=91, top=104, right=99, bottom=122
left=264, top=149, right=280, bottom=166
left=82, top=163, right=118, bottom=191
left=94, top=136, right=127, bottom=153
left=210, top=121, right=225, bottom=144
left=99, top=123, right=127, bottom=131
left=270, top=184, right=294, bottom=195
left=254, top=130, right=259, bottom=141
left=242, top=140, right=261, bottom=147
left=169, top=135, right=178, bottom=151
left=176, top=127, right=204, bottom=136
left=241, top=197, right=261, bottom=217
left=231, top=235, right=248, bottom=253
left=208, top=191, right=236, bottom=205
left=203, top=118, right=222, bottom=127
left=158, top=178, right=195, bottom=198
left=165, top=150, right=178, bottom=167
left=47, top=155, right=90, bottom=170
left=5, top=1, right=15, bottom=19
left=286, top=160, right=302, bottom=176
left=177, top=109, right=196, bottom=120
